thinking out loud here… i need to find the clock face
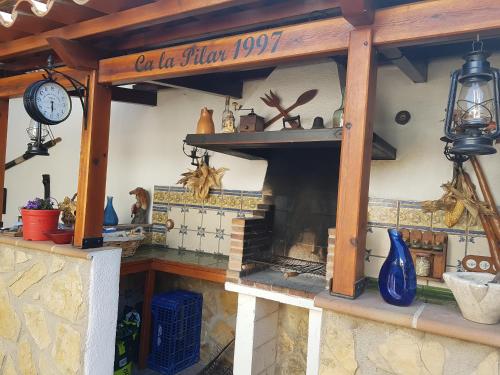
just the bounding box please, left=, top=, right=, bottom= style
left=24, top=80, right=72, bottom=125
left=35, top=81, right=71, bottom=124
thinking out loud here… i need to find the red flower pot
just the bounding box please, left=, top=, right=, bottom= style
left=21, top=209, right=60, bottom=241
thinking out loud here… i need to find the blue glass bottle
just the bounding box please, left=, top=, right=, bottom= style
left=378, top=228, right=416, bottom=306
left=103, top=196, right=119, bottom=226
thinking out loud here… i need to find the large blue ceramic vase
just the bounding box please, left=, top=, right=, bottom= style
left=378, top=228, right=416, bottom=306
left=103, top=196, right=119, bottom=226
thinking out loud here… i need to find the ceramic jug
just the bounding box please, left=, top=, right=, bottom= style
left=196, top=107, right=215, bottom=134
left=378, top=228, right=417, bottom=306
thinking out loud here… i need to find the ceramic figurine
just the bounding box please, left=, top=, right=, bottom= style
left=378, top=228, right=417, bottom=306
left=130, top=187, right=149, bottom=224
left=221, top=96, right=236, bottom=133
left=103, top=196, right=119, bottom=226
left=196, top=107, right=215, bottom=134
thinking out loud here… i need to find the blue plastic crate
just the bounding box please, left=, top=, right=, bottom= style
left=148, top=290, right=203, bottom=375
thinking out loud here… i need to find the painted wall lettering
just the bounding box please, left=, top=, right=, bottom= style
left=133, top=30, right=283, bottom=73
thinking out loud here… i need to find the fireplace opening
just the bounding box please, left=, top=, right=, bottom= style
left=229, top=147, right=340, bottom=297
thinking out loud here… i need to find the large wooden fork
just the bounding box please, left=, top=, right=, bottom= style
left=261, top=90, right=301, bottom=129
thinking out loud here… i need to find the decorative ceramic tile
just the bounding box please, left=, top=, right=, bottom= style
left=220, top=191, right=243, bottom=210
left=398, top=206, right=431, bottom=229
left=446, top=234, right=467, bottom=267
left=431, top=209, right=468, bottom=233
left=220, top=210, right=238, bottom=233
left=183, top=230, right=201, bottom=251
left=184, top=207, right=203, bottom=230
left=200, top=232, right=220, bottom=254
left=167, top=206, right=185, bottom=228
left=219, top=234, right=231, bottom=256
left=197, top=226, right=206, bottom=237
left=241, top=195, right=262, bottom=211
left=166, top=228, right=183, bottom=249
left=364, top=255, right=385, bottom=279
left=215, top=228, right=225, bottom=240
left=152, top=233, right=166, bottom=246
left=465, top=234, right=489, bottom=257
left=467, top=213, right=486, bottom=235
left=366, top=226, right=390, bottom=257
left=153, top=190, right=169, bottom=204
left=152, top=211, right=168, bottom=225
left=203, top=209, right=221, bottom=234
left=367, top=199, right=398, bottom=227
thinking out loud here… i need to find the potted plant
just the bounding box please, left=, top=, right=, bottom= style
left=21, top=198, right=60, bottom=241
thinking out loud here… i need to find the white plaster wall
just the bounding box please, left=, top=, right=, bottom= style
left=4, top=55, right=499, bottom=226
left=84, top=247, right=122, bottom=375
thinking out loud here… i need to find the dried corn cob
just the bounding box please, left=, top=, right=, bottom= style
left=444, top=200, right=465, bottom=228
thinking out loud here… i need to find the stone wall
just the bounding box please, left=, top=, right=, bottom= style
left=155, top=274, right=238, bottom=366
left=319, top=310, right=499, bottom=375
left=275, top=305, right=308, bottom=375
left=0, top=242, right=90, bottom=375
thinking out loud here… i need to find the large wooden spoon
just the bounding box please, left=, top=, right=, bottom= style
left=263, top=89, right=318, bottom=129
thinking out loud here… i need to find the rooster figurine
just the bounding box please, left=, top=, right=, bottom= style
left=130, top=187, right=149, bottom=224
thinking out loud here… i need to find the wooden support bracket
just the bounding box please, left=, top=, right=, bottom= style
left=47, top=37, right=105, bottom=71
left=74, top=70, right=112, bottom=248
left=379, top=47, right=428, bottom=83
left=332, top=27, right=377, bottom=298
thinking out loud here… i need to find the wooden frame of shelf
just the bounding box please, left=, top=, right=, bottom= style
left=185, top=128, right=396, bottom=161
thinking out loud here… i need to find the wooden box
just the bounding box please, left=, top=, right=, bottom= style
left=239, top=113, right=265, bottom=132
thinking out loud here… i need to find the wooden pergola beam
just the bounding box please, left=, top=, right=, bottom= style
left=0, top=0, right=256, bottom=59
left=74, top=70, right=112, bottom=248
left=333, top=27, right=377, bottom=298
left=113, top=0, right=341, bottom=51
left=339, top=0, right=374, bottom=26
left=0, top=100, right=8, bottom=227
left=379, top=47, right=428, bottom=83
left=0, top=67, right=89, bottom=99
left=98, top=0, right=500, bottom=85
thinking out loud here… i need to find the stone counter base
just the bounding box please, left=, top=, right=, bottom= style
left=0, top=236, right=121, bottom=375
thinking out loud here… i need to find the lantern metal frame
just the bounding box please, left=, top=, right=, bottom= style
left=443, top=41, right=500, bottom=155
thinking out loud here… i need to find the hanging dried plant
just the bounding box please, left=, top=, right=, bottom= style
left=177, top=163, right=228, bottom=201
left=422, top=168, right=495, bottom=228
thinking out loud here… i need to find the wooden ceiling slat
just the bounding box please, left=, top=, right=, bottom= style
left=73, top=0, right=153, bottom=14
left=0, top=27, right=28, bottom=42
left=42, top=1, right=105, bottom=24
left=0, top=0, right=255, bottom=59
left=114, top=0, right=341, bottom=51
left=4, top=12, right=63, bottom=34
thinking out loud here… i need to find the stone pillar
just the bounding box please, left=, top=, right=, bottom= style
left=233, top=294, right=279, bottom=375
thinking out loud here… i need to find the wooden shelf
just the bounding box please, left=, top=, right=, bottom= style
left=185, top=128, right=396, bottom=160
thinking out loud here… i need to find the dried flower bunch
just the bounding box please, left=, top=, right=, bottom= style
left=23, top=197, right=55, bottom=210
left=177, top=162, right=228, bottom=201
left=422, top=168, right=494, bottom=227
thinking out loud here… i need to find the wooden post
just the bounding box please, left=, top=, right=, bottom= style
left=139, top=269, right=156, bottom=369
left=74, top=70, right=112, bottom=248
left=0, top=100, right=8, bottom=227
left=332, top=27, right=377, bottom=298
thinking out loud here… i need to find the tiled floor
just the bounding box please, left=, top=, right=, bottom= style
left=136, top=361, right=206, bottom=375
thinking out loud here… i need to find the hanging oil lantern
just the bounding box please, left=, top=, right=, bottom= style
left=443, top=41, right=500, bottom=155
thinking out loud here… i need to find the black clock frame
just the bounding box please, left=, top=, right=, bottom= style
left=23, top=79, right=73, bottom=125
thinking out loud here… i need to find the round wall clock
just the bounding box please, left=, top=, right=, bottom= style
left=23, top=79, right=72, bottom=125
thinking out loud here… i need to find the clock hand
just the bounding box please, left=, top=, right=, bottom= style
left=51, top=101, right=54, bottom=113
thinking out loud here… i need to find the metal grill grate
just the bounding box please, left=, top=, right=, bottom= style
left=246, top=255, right=326, bottom=276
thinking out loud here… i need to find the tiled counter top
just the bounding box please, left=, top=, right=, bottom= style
left=121, top=246, right=228, bottom=283
left=315, top=289, right=500, bottom=348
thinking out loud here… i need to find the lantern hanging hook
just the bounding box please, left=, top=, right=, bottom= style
left=472, top=35, right=484, bottom=53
